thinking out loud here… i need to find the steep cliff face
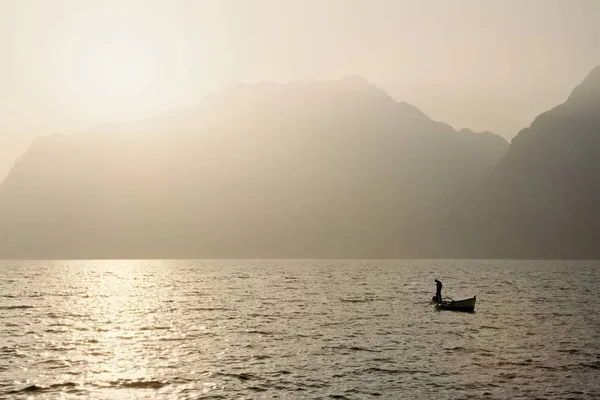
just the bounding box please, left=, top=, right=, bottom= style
left=453, top=66, right=600, bottom=258
left=0, top=77, right=508, bottom=259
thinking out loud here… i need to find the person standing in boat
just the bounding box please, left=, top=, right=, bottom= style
left=434, top=279, right=443, bottom=302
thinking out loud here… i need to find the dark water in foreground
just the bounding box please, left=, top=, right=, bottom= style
left=1, top=260, right=599, bottom=399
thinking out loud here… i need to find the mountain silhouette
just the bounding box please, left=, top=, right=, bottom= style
left=449, top=65, right=600, bottom=258
left=0, top=77, right=507, bottom=259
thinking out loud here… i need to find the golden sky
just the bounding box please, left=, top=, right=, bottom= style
left=1, top=0, right=599, bottom=138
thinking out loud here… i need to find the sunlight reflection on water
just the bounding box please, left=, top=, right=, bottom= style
left=1, top=260, right=599, bottom=399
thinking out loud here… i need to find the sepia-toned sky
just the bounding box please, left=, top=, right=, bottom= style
left=1, top=0, right=599, bottom=139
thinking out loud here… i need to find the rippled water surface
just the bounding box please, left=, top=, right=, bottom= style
left=1, top=260, right=599, bottom=399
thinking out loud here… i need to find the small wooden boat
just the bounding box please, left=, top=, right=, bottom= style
left=432, top=296, right=476, bottom=312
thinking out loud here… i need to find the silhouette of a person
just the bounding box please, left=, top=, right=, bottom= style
left=434, top=279, right=442, bottom=302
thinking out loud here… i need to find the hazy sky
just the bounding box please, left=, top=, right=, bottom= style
left=1, top=0, right=599, bottom=138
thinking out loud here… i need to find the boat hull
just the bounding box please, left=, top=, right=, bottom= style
left=433, top=296, right=476, bottom=312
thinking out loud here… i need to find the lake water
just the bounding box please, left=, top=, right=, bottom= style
left=1, top=260, right=599, bottom=399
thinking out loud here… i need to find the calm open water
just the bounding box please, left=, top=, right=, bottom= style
left=1, top=260, right=599, bottom=399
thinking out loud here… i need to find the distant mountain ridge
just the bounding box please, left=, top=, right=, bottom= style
left=8, top=63, right=600, bottom=259
left=0, top=77, right=508, bottom=259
